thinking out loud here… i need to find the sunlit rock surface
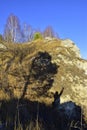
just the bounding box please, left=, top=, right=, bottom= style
left=0, top=38, right=87, bottom=121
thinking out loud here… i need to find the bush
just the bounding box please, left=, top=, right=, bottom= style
left=33, top=32, right=43, bottom=40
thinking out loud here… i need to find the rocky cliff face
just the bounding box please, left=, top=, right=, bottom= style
left=0, top=38, right=87, bottom=121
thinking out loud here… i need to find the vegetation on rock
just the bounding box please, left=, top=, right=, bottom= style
left=0, top=37, right=87, bottom=129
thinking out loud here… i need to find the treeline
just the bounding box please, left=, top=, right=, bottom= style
left=0, top=14, right=59, bottom=43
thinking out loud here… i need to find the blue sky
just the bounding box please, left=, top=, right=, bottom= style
left=0, top=0, right=87, bottom=59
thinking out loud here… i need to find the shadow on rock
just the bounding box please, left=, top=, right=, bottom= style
left=0, top=99, right=87, bottom=130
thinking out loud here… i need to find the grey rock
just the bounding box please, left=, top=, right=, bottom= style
left=0, top=43, right=7, bottom=49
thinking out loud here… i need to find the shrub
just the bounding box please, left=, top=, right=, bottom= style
left=33, top=32, right=43, bottom=40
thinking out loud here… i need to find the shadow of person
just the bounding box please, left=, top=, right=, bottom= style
left=52, top=87, right=64, bottom=108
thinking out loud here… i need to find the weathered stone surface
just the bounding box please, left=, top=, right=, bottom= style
left=61, top=39, right=81, bottom=58
left=0, top=43, right=7, bottom=49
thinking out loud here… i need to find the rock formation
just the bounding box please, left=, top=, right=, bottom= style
left=0, top=38, right=87, bottom=123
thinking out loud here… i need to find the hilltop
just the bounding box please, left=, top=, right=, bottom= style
left=0, top=38, right=87, bottom=124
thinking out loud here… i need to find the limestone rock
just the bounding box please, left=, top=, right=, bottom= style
left=61, top=39, right=81, bottom=58
left=0, top=43, right=7, bottom=49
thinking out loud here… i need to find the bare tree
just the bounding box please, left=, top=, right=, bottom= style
left=0, top=34, right=4, bottom=41
left=4, top=14, right=21, bottom=43
left=21, top=23, right=34, bottom=42
left=43, top=26, right=55, bottom=38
